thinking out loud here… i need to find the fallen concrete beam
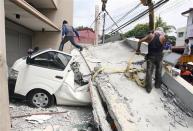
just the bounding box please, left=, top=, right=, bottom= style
left=89, top=80, right=112, bottom=131
left=95, top=75, right=138, bottom=131
left=162, top=72, right=193, bottom=113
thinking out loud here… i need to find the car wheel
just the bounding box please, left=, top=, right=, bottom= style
left=27, top=89, right=53, bottom=108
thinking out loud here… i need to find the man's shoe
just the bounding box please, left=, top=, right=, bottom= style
left=145, top=87, right=152, bottom=93
left=79, top=47, right=83, bottom=51
left=155, top=83, right=161, bottom=89
left=81, top=81, right=89, bottom=86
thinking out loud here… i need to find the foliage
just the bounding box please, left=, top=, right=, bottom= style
left=104, top=34, right=111, bottom=39
left=155, top=16, right=176, bottom=33
left=124, top=16, right=176, bottom=38
left=124, top=23, right=149, bottom=38
left=76, top=26, right=94, bottom=32
left=165, top=35, right=176, bottom=46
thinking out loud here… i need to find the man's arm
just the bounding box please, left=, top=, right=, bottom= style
left=136, top=35, right=150, bottom=53
left=159, top=35, right=166, bottom=45
left=62, top=25, right=66, bottom=39
left=72, top=27, right=80, bottom=38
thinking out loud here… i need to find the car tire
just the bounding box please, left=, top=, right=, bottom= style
left=27, top=89, right=53, bottom=108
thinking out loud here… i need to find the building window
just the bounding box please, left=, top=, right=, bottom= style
left=178, top=32, right=184, bottom=38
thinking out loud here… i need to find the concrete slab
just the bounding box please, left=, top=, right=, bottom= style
left=84, top=41, right=193, bottom=131
left=163, top=53, right=181, bottom=65
left=162, top=72, right=193, bottom=113
left=89, top=80, right=112, bottom=131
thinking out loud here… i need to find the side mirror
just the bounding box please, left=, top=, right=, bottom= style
left=26, top=48, right=33, bottom=64
left=26, top=56, right=31, bottom=64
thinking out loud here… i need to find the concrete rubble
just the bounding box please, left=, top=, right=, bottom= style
left=10, top=102, right=93, bottom=131
left=25, top=115, right=52, bottom=124
left=10, top=40, right=193, bottom=131
left=80, top=40, right=193, bottom=131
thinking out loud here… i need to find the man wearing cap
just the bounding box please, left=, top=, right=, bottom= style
left=136, top=27, right=166, bottom=93
left=59, top=20, right=83, bottom=51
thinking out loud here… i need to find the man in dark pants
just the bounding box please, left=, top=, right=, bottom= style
left=59, top=20, right=83, bottom=51
left=136, top=27, right=166, bottom=93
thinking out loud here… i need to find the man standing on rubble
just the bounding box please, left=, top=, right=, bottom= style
left=136, top=27, right=166, bottom=93
left=59, top=20, right=83, bottom=51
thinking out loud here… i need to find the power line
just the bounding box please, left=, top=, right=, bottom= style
left=89, top=11, right=102, bottom=28
left=157, top=0, right=187, bottom=15
left=109, top=0, right=169, bottom=35
left=105, top=9, right=124, bottom=33
left=105, top=3, right=141, bottom=32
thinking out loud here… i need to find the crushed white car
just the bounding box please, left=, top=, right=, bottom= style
left=8, top=49, right=91, bottom=108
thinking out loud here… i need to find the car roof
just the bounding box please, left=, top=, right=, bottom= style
left=31, top=48, right=72, bottom=57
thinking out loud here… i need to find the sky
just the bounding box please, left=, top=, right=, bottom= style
left=73, top=0, right=193, bottom=33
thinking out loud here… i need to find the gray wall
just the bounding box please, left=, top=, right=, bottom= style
left=5, top=20, right=33, bottom=67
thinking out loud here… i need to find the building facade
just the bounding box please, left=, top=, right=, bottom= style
left=176, top=27, right=186, bottom=46
left=4, top=0, right=73, bottom=67
left=182, top=8, right=193, bottom=42
left=182, top=8, right=193, bottom=54
left=75, top=29, right=96, bottom=45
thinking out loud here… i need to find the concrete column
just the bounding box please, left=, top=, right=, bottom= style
left=94, top=5, right=99, bottom=45
left=0, top=1, right=11, bottom=131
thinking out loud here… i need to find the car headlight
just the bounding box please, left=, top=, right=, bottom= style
left=9, top=69, right=18, bottom=79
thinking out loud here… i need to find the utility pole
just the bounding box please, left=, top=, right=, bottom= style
left=148, top=0, right=154, bottom=30
left=0, top=0, right=11, bottom=131
left=95, top=5, right=100, bottom=45
left=102, top=13, right=106, bottom=44
left=140, top=0, right=154, bottom=30
left=101, top=0, right=107, bottom=44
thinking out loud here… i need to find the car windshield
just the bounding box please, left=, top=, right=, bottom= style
left=22, top=49, right=47, bottom=60
left=32, top=49, right=47, bottom=56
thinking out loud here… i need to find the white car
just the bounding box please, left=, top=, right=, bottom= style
left=8, top=49, right=91, bottom=108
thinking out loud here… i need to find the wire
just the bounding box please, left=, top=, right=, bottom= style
left=89, top=11, right=102, bottom=28
left=105, top=10, right=124, bottom=33
left=157, top=0, right=188, bottom=15
left=105, top=3, right=142, bottom=32
left=109, top=0, right=169, bottom=35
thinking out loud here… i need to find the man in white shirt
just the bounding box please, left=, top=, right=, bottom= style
left=183, top=39, right=191, bottom=55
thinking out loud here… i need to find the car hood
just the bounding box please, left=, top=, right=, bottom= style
left=11, top=57, right=26, bottom=70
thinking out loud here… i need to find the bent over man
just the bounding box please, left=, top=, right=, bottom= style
left=59, top=20, right=83, bottom=51
left=136, top=27, right=166, bottom=93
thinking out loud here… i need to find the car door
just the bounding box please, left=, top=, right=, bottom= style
left=15, top=51, right=72, bottom=96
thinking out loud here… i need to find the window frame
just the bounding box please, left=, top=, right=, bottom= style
left=29, top=51, right=72, bottom=71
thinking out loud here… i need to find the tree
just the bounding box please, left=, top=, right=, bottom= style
left=165, top=35, right=176, bottom=46
left=124, top=23, right=149, bottom=38
left=76, top=26, right=94, bottom=32
left=155, top=16, right=176, bottom=33
left=124, top=16, right=176, bottom=38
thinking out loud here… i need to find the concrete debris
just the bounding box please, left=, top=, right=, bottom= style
left=160, top=85, right=193, bottom=128
left=25, top=115, right=52, bottom=124
left=10, top=103, right=93, bottom=131
left=72, top=128, right=79, bottom=131
left=41, top=125, right=61, bottom=131
left=85, top=41, right=193, bottom=131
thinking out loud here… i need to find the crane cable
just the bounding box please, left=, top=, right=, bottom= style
left=105, top=9, right=124, bottom=34
left=89, top=11, right=102, bottom=28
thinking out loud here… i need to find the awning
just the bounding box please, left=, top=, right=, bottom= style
left=5, top=0, right=60, bottom=31
left=25, top=0, right=57, bottom=9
